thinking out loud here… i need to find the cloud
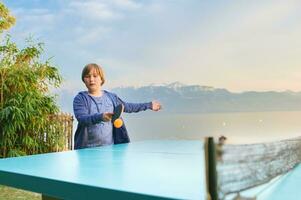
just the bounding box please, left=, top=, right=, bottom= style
left=68, top=1, right=122, bottom=21
left=74, top=26, right=112, bottom=44
left=112, top=0, right=141, bottom=10
left=57, top=1, right=147, bottom=44
left=145, top=2, right=163, bottom=13
left=240, top=1, right=298, bottom=30
left=65, top=0, right=143, bottom=22
left=5, top=7, right=58, bottom=45
left=11, top=7, right=56, bottom=31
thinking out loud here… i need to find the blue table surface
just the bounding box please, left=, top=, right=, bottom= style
left=258, top=163, right=301, bottom=200
left=224, top=159, right=301, bottom=200
left=0, top=140, right=207, bottom=200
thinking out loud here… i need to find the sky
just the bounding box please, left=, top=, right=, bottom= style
left=2, top=0, right=301, bottom=93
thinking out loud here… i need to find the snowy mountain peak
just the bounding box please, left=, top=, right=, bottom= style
left=165, top=82, right=187, bottom=89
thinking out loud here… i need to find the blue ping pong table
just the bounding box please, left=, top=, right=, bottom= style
left=256, top=163, right=301, bottom=200
left=0, top=140, right=207, bottom=200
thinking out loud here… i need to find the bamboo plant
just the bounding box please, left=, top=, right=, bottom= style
left=0, top=2, right=66, bottom=158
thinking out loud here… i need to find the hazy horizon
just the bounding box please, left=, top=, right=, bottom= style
left=55, top=81, right=301, bottom=100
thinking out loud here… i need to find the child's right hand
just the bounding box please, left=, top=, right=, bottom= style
left=102, top=112, right=113, bottom=122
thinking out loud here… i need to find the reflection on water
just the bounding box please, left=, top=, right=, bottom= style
left=123, top=111, right=301, bottom=144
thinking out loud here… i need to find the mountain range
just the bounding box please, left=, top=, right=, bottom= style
left=58, top=82, right=301, bottom=114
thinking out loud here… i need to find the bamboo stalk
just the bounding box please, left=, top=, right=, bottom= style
left=0, top=70, right=4, bottom=109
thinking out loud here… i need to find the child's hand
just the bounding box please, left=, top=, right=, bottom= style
left=151, top=100, right=162, bottom=111
left=103, top=112, right=113, bottom=122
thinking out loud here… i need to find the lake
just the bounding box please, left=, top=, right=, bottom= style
left=122, top=111, right=301, bottom=144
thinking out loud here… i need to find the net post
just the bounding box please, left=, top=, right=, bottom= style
left=205, top=137, right=218, bottom=200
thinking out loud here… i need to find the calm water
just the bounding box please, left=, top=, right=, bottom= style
left=123, top=111, right=301, bottom=144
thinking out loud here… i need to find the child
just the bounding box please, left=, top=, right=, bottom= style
left=73, top=63, right=161, bottom=149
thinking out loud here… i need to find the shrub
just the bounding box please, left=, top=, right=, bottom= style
left=0, top=2, right=65, bottom=157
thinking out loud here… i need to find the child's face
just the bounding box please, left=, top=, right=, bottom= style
left=83, top=68, right=102, bottom=92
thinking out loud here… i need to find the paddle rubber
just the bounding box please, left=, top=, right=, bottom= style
left=112, top=104, right=124, bottom=122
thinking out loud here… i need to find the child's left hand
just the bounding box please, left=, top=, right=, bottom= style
left=151, top=100, right=162, bottom=111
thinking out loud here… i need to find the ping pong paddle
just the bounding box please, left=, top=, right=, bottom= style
left=112, top=104, right=124, bottom=122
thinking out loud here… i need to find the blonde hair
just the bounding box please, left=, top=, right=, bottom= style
left=81, top=63, right=105, bottom=86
